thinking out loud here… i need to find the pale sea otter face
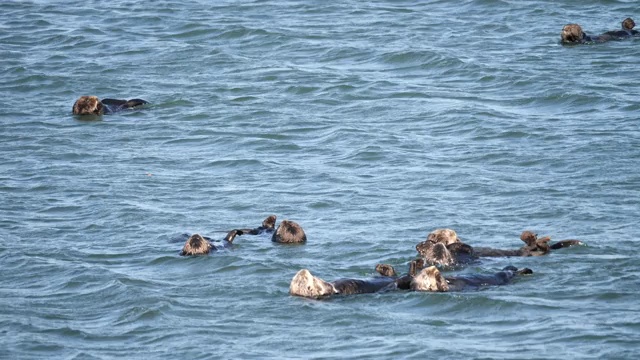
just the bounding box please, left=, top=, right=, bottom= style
left=72, top=96, right=104, bottom=115
left=426, top=228, right=460, bottom=246
left=180, top=234, right=212, bottom=256
left=622, top=18, right=635, bottom=31
left=289, top=269, right=336, bottom=298
left=410, top=266, right=449, bottom=292
left=561, top=24, right=584, bottom=43
left=416, top=242, right=457, bottom=267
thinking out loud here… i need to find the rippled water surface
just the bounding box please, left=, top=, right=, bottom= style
left=2, top=1, right=640, bottom=359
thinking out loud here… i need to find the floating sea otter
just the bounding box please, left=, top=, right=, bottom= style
left=415, top=229, right=584, bottom=267
left=561, top=18, right=640, bottom=44
left=230, top=215, right=277, bottom=236
left=72, top=95, right=148, bottom=115
left=289, top=260, right=532, bottom=299
left=179, top=229, right=243, bottom=256
left=560, top=24, right=613, bottom=44
left=604, top=18, right=640, bottom=38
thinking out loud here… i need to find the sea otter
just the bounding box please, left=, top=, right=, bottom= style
left=561, top=23, right=613, bottom=44
left=179, top=229, right=243, bottom=256
left=416, top=229, right=584, bottom=267
left=289, top=269, right=398, bottom=298
left=289, top=260, right=426, bottom=298
left=604, top=18, right=639, bottom=38
left=72, top=96, right=148, bottom=115
left=272, top=219, right=306, bottom=244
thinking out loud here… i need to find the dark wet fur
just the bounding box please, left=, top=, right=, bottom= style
left=472, top=247, right=525, bottom=257
left=333, top=277, right=396, bottom=295
left=444, top=266, right=533, bottom=291
left=101, top=98, right=148, bottom=114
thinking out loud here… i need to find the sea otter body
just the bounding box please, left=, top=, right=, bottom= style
left=180, top=234, right=213, bottom=256
left=72, top=96, right=148, bottom=115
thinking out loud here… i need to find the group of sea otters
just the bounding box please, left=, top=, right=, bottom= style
left=72, top=17, right=636, bottom=298
left=176, top=215, right=583, bottom=299
left=71, top=18, right=639, bottom=116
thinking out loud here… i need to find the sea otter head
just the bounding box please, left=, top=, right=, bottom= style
left=520, top=230, right=551, bottom=256
left=411, top=266, right=449, bottom=292
left=375, top=264, right=397, bottom=277
left=72, top=96, right=104, bottom=115
left=289, top=269, right=337, bottom=298
left=622, top=18, right=636, bottom=31
left=426, top=228, right=460, bottom=246
left=272, top=219, right=307, bottom=244
left=180, top=234, right=213, bottom=256
left=561, top=24, right=585, bottom=43
left=416, top=241, right=457, bottom=267
left=520, top=231, right=538, bottom=247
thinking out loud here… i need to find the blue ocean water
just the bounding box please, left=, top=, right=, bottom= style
left=1, top=0, right=639, bottom=358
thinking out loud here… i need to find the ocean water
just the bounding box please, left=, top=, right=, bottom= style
left=1, top=0, right=640, bottom=358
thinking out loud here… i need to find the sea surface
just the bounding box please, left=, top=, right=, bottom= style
left=1, top=0, right=639, bottom=359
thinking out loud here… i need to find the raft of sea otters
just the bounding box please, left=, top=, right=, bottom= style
left=71, top=17, right=634, bottom=298
left=176, top=215, right=583, bottom=299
